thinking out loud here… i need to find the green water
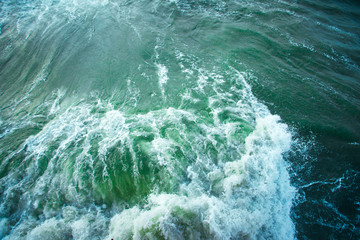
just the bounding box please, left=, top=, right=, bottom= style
left=0, top=0, right=359, bottom=239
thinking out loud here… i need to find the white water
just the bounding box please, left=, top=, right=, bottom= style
left=107, top=115, right=294, bottom=240
left=0, top=1, right=297, bottom=239
left=0, top=70, right=295, bottom=239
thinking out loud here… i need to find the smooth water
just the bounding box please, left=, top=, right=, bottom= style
left=0, top=0, right=359, bottom=239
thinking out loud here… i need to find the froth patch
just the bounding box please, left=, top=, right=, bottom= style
left=0, top=65, right=296, bottom=239
left=156, top=63, right=169, bottom=98
left=107, top=115, right=295, bottom=240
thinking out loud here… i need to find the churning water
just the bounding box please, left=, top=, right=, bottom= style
left=0, top=0, right=359, bottom=239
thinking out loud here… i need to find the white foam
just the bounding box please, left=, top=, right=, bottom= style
left=156, top=63, right=169, bottom=99
left=26, top=218, right=70, bottom=240
left=48, top=89, right=66, bottom=116
left=1, top=84, right=295, bottom=240
left=106, top=113, right=295, bottom=240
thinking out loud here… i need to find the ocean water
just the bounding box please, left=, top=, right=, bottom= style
left=0, top=0, right=359, bottom=239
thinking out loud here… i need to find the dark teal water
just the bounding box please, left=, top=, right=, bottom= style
left=0, top=0, right=359, bottom=239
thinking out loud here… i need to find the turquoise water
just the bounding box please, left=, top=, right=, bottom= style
left=0, top=0, right=359, bottom=239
